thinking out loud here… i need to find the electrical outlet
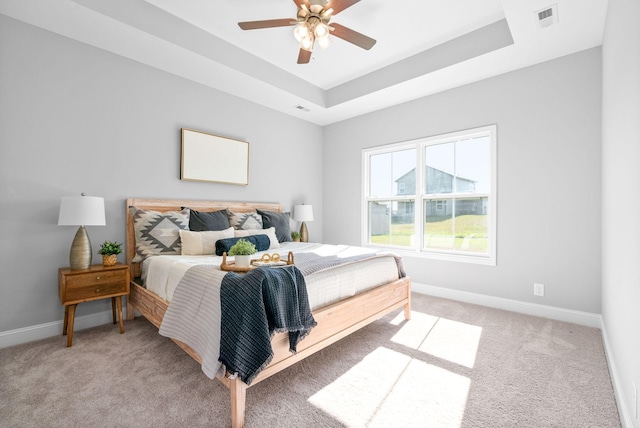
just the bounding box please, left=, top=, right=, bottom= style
left=533, top=283, right=545, bottom=296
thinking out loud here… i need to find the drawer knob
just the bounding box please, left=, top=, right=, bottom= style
left=95, top=288, right=101, bottom=293
left=96, top=276, right=101, bottom=280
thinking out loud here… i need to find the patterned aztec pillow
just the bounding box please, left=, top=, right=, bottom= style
left=129, top=207, right=190, bottom=262
left=227, top=210, right=263, bottom=230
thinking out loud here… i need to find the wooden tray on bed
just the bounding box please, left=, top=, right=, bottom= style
left=219, top=251, right=294, bottom=272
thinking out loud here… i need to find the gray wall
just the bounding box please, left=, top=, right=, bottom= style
left=601, top=0, right=640, bottom=425
left=0, top=16, right=323, bottom=331
left=323, top=48, right=602, bottom=314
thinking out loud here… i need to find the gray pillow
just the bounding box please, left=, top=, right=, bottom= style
left=184, top=208, right=230, bottom=231
left=256, top=209, right=292, bottom=243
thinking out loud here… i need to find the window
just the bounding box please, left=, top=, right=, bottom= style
left=362, top=125, right=497, bottom=265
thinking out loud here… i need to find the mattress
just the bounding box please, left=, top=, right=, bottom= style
left=141, top=242, right=401, bottom=310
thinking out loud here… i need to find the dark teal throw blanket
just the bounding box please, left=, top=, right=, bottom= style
left=219, top=266, right=316, bottom=385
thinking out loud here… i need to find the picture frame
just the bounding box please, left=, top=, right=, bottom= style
left=180, top=128, right=249, bottom=185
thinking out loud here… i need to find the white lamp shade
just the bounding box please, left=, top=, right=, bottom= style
left=294, top=205, right=314, bottom=222
left=58, top=196, right=106, bottom=226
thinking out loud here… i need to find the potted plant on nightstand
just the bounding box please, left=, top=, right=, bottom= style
left=291, top=231, right=301, bottom=242
left=98, top=241, right=122, bottom=266
left=227, top=239, right=257, bottom=267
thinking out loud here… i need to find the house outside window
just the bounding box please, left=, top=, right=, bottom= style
left=362, top=125, right=497, bottom=265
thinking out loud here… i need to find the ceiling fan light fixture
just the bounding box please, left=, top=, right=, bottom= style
left=314, top=22, right=329, bottom=38
left=237, top=0, right=376, bottom=64
left=300, top=33, right=315, bottom=51
left=293, top=23, right=309, bottom=42
left=317, top=34, right=331, bottom=49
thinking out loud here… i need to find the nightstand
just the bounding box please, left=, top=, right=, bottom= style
left=58, top=263, right=130, bottom=347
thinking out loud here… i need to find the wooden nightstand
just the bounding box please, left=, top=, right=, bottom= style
left=58, top=263, right=130, bottom=347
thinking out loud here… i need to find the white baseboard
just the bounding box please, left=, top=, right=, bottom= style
left=601, top=322, right=634, bottom=428
left=0, top=309, right=127, bottom=349
left=411, top=282, right=603, bottom=328
left=2, top=284, right=602, bottom=348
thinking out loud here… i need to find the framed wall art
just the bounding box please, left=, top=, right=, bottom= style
left=180, top=128, right=249, bottom=185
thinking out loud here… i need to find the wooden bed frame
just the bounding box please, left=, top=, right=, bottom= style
left=125, top=198, right=411, bottom=428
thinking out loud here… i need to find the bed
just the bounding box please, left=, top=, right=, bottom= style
left=125, top=198, right=411, bottom=427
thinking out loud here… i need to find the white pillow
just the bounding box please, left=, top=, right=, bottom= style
left=234, top=227, right=280, bottom=249
left=180, top=227, right=234, bottom=255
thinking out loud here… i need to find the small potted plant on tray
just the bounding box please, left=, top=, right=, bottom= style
left=291, top=231, right=301, bottom=242
left=228, top=239, right=257, bottom=267
left=98, top=241, right=123, bottom=266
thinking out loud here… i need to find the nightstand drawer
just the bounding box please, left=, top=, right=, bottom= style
left=64, top=280, right=127, bottom=302
left=65, top=269, right=126, bottom=287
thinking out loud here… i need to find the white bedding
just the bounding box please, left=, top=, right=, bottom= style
left=141, top=242, right=401, bottom=310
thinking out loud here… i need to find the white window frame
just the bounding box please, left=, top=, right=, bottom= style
left=362, top=125, right=497, bottom=266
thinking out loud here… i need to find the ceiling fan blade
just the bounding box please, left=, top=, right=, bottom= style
left=292, top=0, right=311, bottom=9
left=238, top=19, right=296, bottom=30
left=297, top=48, right=312, bottom=64
left=326, top=0, right=361, bottom=15
left=330, top=23, right=376, bottom=50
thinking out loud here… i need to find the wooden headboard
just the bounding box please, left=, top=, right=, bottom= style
left=126, top=198, right=282, bottom=278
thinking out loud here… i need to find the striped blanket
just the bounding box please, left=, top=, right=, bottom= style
left=158, top=265, right=225, bottom=378
left=295, top=251, right=406, bottom=278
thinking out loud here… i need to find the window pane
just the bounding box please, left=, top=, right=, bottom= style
left=370, top=154, right=391, bottom=197
left=455, top=136, right=490, bottom=194
left=453, top=198, right=488, bottom=253
left=425, top=143, right=455, bottom=194
left=369, top=201, right=414, bottom=247
left=424, top=199, right=454, bottom=250
left=424, top=198, right=488, bottom=253
left=369, top=149, right=416, bottom=197
left=369, top=201, right=390, bottom=244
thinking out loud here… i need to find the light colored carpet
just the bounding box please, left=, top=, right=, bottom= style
left=0, top=293, right=620, bottom=427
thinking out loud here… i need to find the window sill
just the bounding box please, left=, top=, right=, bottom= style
left=364, top=244, right=497, bottom=266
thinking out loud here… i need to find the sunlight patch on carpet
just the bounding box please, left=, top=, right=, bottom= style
left=308, top=346, right=470, bottom=427
left=389, top=311, right=482, bottom=368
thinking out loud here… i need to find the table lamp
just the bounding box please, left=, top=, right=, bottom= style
left=293, top=204, right=314, bottom=243
left=58, top=194, right=106, bottom=269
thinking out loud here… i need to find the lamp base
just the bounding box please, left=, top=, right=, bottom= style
left=69, top=226, right=92, bottom=270
left=300, top=222, right=309, bottom=243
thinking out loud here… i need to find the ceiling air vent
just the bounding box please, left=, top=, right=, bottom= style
left=535, top=4, right=558, bottom=29
left=295, top=105, right=310, bottom=112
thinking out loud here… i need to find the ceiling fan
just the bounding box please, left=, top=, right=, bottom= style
left=238, top=0, right=376, bottom=64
